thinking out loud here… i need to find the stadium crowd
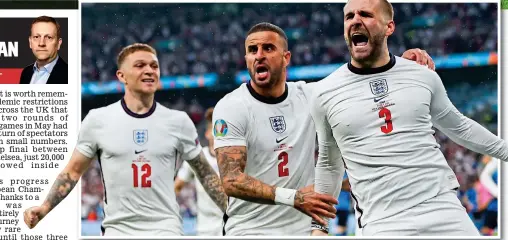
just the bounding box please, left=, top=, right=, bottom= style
left=81, top=3, right=497, bottom=82
left=80, top=2, right=499, bottom=236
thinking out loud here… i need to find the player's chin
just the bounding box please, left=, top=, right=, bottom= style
left=139, top=84, right=158, bottom=94
left=351, top=49, right=372, bottom=62
left=252, top=77, right=272, bottom=88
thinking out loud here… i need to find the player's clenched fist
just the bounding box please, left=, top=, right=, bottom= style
left=293, top=184, right=337, bottom=226
left=23, top=206, right=48, bottom=229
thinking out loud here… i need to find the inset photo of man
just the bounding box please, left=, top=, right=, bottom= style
left=0, top=16, right=68, bottom=84
left=20, top=16, right=67, bottom=84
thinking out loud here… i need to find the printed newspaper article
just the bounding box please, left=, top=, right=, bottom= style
left=0, top=1, right=78, bottom=240
left=0, top=90, right=69, bottom=240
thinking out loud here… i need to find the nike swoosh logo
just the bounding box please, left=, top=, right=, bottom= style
left=135, top=150, right=147, bottom=154
left=276, top=136, right=288, bottom=143
left=374, top=95, right=388, bottom=102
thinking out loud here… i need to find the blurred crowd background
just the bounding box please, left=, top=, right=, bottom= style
left=80, top=2, right=499, bottom=236
left=81, top=2, right=497, bottom=82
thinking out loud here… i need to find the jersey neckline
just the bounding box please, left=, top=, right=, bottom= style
left=246, top=81, right=288, bottom=104
left=121, top=97, right=157, bottom=118
left=347, top=53, right=396, bottom=75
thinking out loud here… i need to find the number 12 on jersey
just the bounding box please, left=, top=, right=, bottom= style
left=132, top=163, right=152, bottom=188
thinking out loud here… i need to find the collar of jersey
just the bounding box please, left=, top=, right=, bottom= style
left=347, top=53, right=396, bottom=75
left=121, top=98, right=157, bottom=118
left=246, top=81, right=288, bottom=104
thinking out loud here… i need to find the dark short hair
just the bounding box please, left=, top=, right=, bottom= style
left=31, top=16, right=61, bottom=39
left=116, top=43, right=157, bottom=68
left=246, top=22, right=288, bottom=50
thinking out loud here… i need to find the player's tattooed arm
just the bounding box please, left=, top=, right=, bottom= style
left=43, top=173, right=78, bottom=213
left=41, top=150, right=93, bottom=215
left=187, top=151, right=228, bottom=212
left=216, top=146, right=277, bottom=205
left=23, top=149, right=94, bottom=229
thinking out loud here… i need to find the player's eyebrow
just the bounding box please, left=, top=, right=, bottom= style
left=247, top=43, right=276, bottom=51
left=263, top=43, right=276, bottom=49
left=133, top=60, right=158, bottom=65
left=247, top=45, right=257, bottom=51
left=344, top=10, right=373, bottom=19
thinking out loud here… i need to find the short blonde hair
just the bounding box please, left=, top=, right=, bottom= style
left=379, top=0, right=394, bottom=20
left=116, top=43, right=157, bottom=68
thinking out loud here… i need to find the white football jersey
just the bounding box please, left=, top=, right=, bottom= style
left=177, top=146, right=223, bottom=236
left=76, top=99, right=202, bottom=236
left=213, top=82, right=316, bottom=236
left=311, top=55, right=460, bottom=228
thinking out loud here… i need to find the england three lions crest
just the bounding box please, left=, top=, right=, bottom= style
left=370, top=79, right=388, bottom=96
left=133, top=129, right=148, bottom=145
left=269, top=116, right=286, bottom=133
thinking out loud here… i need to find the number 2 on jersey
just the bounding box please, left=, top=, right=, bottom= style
left=278, top=151, right=289, bottom=177
left=378, top=107, right=393, bottom=133
left=132, top=163, right=152, bottom=188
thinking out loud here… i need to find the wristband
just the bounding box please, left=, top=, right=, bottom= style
left=274, top=187, right=297, bottom=206
left=311, top=220, right=329, bottom=233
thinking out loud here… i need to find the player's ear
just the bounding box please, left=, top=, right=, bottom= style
left=283, top=50, right=291, bottom=68
left=116, top=69, right=126, bottom=84
left=385, top=20, right=395, bottom=37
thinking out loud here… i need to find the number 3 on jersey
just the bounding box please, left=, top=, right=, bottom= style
left=378, top=107, right=393, bottom=133
left=132, top=163, right=152, bottom=188
left=278, top=151, right=289, bottom=177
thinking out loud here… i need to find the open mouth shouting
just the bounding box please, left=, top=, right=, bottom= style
left=351, top=32, right=369, bottom=49
left=255, top=64, right=270, bottom=81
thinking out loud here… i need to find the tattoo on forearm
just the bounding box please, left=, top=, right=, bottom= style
left=188, top=153, right=228, bottom=212
left=216, top=147, right=276, bottom=205
left=44, top=172, right=78, bottom=215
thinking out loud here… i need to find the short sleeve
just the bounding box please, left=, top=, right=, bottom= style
left=177, top=161, right=194, bottom=183
left=178, top=113, right=203, bottom=161
left=212, top=97, right=248, bottom=149
left=75, top=109, right=99, bottom=158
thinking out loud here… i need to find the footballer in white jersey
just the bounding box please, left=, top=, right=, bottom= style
left=213, top=81, right=318, bottom=236
left=310, top=0, right=507, bottom=236
left=212, top=23, right=344, bottom=236
left=75, top=99, right=206, bottom=236
left=23, top=43, right=227, bottom=236
left=213, top=22, right=435, bottom=236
